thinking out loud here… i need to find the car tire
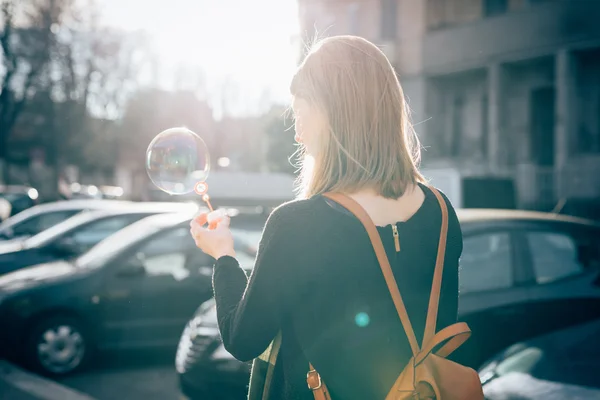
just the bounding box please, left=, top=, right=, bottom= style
left=24, top=314, right=92, bottom=377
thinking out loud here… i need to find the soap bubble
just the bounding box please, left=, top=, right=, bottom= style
left=146, top=127, right=210, bottom=195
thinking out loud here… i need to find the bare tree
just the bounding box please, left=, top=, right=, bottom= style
left=0, top=0, right=66, bottom=183
left=46, top=0, right=145, bottom=162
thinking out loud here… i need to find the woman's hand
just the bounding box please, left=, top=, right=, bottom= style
left=190, top=213, right=236, bottom=260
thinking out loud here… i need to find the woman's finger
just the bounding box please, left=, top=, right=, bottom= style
left=190, top=220, right=207, bottom=238
left=191, top=212, right=209, bottom=227
left=190, top=218, right=202, bottom=231
left=216, top=215, right=231, bottom=229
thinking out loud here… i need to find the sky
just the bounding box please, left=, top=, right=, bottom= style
left=99, top=0, right=301, bottom=118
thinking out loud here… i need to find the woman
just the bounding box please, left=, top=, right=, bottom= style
left=190, top=35, right=462, bottom=400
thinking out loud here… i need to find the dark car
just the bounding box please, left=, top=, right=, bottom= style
left=0, top=185, right=40, bottom=220
left=176, top=298, right=251, bottom=400
left=175, top=208, right=600, bottom=397
left=0, top=210, right=265, bottom=376
left=454, top=209, right=600, bottom=368
left=0, top=202, right=199, bottom=276
left=479, top=317, right=600, bottom=399
left=0, top=199, right=138, bottom=242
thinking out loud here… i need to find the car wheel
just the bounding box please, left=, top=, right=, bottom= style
left=25, top=315, right=91, bottom=376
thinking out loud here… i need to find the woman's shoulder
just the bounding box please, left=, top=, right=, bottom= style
left=420, top=183, right=463, bottom=249
left=260, top=196, right=356, bottom=247
left=265, top=196, right=329, bottom=228
left=257, top=197, right=339, bottom=263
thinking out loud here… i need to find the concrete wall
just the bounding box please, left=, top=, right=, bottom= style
left=422, top=1, right=600, bottom=75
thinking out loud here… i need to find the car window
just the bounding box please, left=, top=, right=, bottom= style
left=527, top=232, right=585, bottom=284
left=123, top=226, right=262, bottom=280
left=12, top=210, right=79, bottom=236
left=129, top=227, right=199, bottom=281
left=64, top=214, right=145, bottom=249
left=460, top=232, right=513, bottom=294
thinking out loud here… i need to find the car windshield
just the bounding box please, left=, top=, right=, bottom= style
left=75, top=214, right=188, bottom=269
left=23, top=211, right=111, bottom=249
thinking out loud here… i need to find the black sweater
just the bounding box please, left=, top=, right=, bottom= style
left=213, top=184, right=462, bottom=400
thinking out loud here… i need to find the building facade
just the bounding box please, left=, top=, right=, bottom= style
left=297, top=0, right=600, bottom=210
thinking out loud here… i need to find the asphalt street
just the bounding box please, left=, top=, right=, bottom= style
left=57, top=350, right=182, bottom=400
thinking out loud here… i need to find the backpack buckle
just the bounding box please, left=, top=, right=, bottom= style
left=307, top=369, right=322, bottom=390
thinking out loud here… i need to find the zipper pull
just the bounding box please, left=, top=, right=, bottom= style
left=392, top=225, right=400, bottom=252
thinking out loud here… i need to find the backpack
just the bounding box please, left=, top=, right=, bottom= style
left=306, top=188, right=484, bottom=400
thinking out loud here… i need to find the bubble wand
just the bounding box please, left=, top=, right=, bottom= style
left=193, top=181, right=226, bottom=224
left=193, top=182, right=213, bottom=211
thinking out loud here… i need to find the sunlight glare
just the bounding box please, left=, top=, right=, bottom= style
left=101, top=0, right=300, bottom=115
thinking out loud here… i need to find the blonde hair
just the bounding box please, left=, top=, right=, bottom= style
left=290, top=35, right=424, bottom=199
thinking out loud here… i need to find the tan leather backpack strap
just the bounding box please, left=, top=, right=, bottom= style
left=307, top=363, right=331, bottom=400
left=415, top=322, right=471, bottom=366
left=422, top=187, right=449, bottom=345
left=323, top=192, right=420, bottom=355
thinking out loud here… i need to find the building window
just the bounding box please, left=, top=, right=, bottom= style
left=380, top=0, right=397, bottom=40
left=484, top=0, right=508, bottom=17
left=575, top=49, right=600, bottom=155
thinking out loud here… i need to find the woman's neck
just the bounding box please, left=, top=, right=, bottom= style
left=345, top=184, right=426, bottom=226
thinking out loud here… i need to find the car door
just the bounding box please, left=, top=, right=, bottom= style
left=99, top=226, right=214, bottom=350
left=520, top=226, right=600, bottom=340
left=453, top=228, right=530, bottom=368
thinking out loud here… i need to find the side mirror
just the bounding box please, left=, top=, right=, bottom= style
left=117, top=254, right=146, bottom=277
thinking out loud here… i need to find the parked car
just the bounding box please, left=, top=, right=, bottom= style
left=0, top=202, right=199, bottom=275
left=453, top=209, right=600, bottom=368
left=175, top=208, right=600, bottom=398
left=0, top=210, right=265, bottom=376
left=479, top=317, right=600, bottom=399
left=0, top=199, right=135, bottom=242
left=176, top=298, right=250, bottom=400
left=0, top=185, right=40, bottom=219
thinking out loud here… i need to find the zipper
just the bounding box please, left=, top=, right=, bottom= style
left=392, top=224, right=400, bottom=252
